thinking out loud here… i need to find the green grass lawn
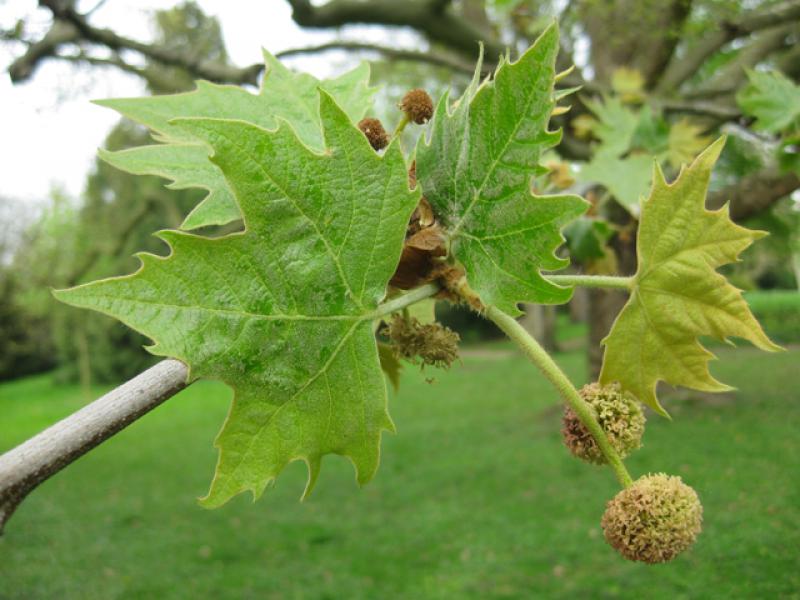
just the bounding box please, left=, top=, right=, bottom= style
left=1, top=346, right=798, bottom=599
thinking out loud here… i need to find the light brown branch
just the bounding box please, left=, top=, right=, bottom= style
left=0, top=359, right=189, bottom=534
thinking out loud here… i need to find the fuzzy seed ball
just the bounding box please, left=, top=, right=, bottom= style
left=562, top=382, right=645, bottom=464
left=399, top=88, right=434, bottom=124
left=358, top=117, right=389, bottom=151
left=602, top=473, right=703, bottom=564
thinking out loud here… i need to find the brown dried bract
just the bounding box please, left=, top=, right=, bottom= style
left=390, top=161, right=448, bottom=289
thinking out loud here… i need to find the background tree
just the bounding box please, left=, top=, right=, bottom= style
left=0, top=2, right=233, bottom=382
left=3, top=0, right=798, bottom=378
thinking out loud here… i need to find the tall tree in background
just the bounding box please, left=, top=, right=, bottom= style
left=3, top=0, right=799, bottom=377
left=1, top=2, right=232, bottom=382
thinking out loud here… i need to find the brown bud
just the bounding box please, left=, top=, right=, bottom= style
left=358, top=117, right=389, bottom=151
left=389, top=197, right=446, bottom=290
left=399, top=89, right=434, bottom=124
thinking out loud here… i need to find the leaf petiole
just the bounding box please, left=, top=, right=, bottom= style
left=484, top=305, right=634, bottom=489
left=372, top=283, right=440, bottom=320
left=392, top=114, right=410, bottom=139
left=546, top=274, right=633, bottom=290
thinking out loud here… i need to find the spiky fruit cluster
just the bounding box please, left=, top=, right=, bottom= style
left=602, top=473, right=703, bottom=564
left=382, top=314, right=459, bottom=369
left=357, top=117, right=389, bottom=150
left=562, top=382, right=645, bottom=464
left=399, top=88, right=434, bottom=124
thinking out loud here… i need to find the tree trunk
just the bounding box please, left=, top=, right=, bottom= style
left=587, top=234, right=637, bottom=379
left=569, top=286, right=588, bottom=323
left=520, top=304, right=559, bottom=353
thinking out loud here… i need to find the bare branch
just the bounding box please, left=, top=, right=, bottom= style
left=10, top=3, right=482, bottom=88
left=286, top=0, right=502, bottom=60
left=46, top=50, right=179, bottom=93
left=656, top=0, right=800, bottom=93
left=8, top=19, right=79, bottom=82
left=689, top=24, right=798, bottom=99
left=0, top=359, right=189, bottom=534
left=38, top=0, right=263, bottom=85
left=709, top=167, right=800, bottom=221
left=658, top=98, right=740, bottom=120
left=276, top=41, right=475, bottom=74
left=776, top=43, right=800, bottom=81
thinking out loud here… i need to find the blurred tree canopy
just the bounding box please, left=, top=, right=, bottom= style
left=1, top=0, right=798, bottom=382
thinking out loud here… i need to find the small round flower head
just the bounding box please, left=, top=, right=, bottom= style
left=399, top=88, right=434, bottom=124
left=602, top=473, right=703, bottom=564
left=562, top=382, right=645, bottom=464
left=382, top=314, right=459, bottom=369
left=358, top=117, right=389, bottom=151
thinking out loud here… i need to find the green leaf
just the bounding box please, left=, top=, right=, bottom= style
left=55, top=93, right=420, bottom=506
left=563, top=216, right=614, bottom=261
left=98, top=144, right=239, bottom=229
left=600, top=137, right=781, bottom=415
left=96, top=50, right=376, bottom=230
left=417, top=24, right=587, bottom=315
left=666, top=119, right=712, bottom=170
left=579, top=152, right=653, bottom=216
left=610, top=67, right=645, bottom=103
left=631, top=106, right=669, bottom=156
left=583, top=95, right=639, bottom=157
left=377, top=342, right=402, bottom=392
left=737, top=69, right=800, bottom=134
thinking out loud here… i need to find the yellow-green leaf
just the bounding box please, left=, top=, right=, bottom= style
left=611, top=67, right=645, bottom=104
left=666, top=119, right=712, bottom=170
left=600, top=137, right=781, bottom=415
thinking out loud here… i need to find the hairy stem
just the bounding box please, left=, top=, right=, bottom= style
left=546, top=274, right=633, bottom=290
left=393, top=114, right=410, bottom=139
left=485, top=305, right=634, bottom=489
left=373, top=283, right=439, bottom=318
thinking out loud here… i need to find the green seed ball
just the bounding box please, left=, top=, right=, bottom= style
left=602, top=473, right=703, bottom=564
left=562, top=382, right=645, bottom=464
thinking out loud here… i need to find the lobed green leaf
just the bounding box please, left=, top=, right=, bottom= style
left=600, top=137, right=781, bottom=415
left=56, top=93, right=419, bottom=506
left=96, top=51, right=376, bottom=230
left=417, top=24, right=587, bottom=315
left=737, top=69, right=800, bottom=134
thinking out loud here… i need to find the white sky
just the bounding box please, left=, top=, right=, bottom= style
left=0, top=0, right=417, bottom=204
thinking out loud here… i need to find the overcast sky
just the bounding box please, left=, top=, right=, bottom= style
left=0, top=0, right=415, bottom=204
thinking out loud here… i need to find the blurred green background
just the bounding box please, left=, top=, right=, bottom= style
left=2, top=342, right=798, bottom=598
